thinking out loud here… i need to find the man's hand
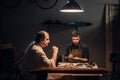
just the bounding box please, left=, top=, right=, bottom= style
left=52, top=46, right=58, bottom=54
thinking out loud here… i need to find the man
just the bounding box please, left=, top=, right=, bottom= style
left=22, top=30, right=58, bottom=80
left=64, top=30, right=89, bottom=63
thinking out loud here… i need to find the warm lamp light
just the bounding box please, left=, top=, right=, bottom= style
left=60, top=0, right=84, bottom=12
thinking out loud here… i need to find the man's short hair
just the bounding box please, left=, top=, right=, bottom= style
left=35, top=31, right=48, bottom=43
left=72, top=30, right=80, bottom=37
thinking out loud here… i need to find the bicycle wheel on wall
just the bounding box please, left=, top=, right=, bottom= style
left=34, top=0, right=58, bottom=9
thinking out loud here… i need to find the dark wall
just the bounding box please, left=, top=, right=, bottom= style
left=110, top=2, right=120, bottom=80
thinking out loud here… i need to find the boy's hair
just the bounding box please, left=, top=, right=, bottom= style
left=72, top=30, right=80, bottom=37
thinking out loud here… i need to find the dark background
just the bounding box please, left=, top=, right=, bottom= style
left=0, top=0, right=119, bottom=73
